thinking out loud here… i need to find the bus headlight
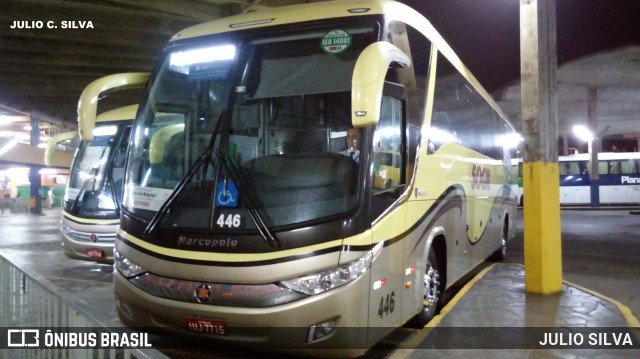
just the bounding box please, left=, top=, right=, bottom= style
left=279, top=252, right=372, bottom=296
left=114, top=249, right=147, bottom=278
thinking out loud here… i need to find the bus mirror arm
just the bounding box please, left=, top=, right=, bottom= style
left=44, top=131, right=77, bottom=167
left=78, top=72, right=150, bottom=142
left=351, top=42, right=410, bottom=128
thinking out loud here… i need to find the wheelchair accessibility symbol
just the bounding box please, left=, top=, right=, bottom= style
left=215, top=180, right=238, bottom=207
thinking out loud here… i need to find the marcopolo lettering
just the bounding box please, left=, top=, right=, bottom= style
left=178, top=235, right=238, bottom=248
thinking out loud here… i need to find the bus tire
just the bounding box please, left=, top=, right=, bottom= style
left=409, top=249, right=442, bottom=328
left=490, top=221, right=509, bottom=262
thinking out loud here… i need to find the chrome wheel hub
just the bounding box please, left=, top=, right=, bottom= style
left=423, top=263, right=440, bottom=307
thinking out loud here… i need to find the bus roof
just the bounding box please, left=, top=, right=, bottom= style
left=171, top=0, right=395, bottom=42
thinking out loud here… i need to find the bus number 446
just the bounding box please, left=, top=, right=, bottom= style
left=216, top=214, right=241, bottom=228
left=378, top=292, right=395, bottom=318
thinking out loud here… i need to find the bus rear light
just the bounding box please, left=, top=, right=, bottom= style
left=306, top=318, right=337, bottom=343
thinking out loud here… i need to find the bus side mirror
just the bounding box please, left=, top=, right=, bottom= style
left=44, top=131, right=77, bottom=167
left=78, top=72, right=150, bottom=141
left=149, top=124, right=185, bottom=165
left=351, top=42, right=410, bottom=127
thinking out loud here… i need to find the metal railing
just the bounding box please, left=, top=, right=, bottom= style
left=0, top=252, right=170, bottom=359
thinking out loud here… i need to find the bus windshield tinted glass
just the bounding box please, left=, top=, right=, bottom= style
left=124, top=26, right=375, bottom=230
left=66, top=124, right=124, bottom=212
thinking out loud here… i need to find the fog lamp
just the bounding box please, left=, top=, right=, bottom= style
left=307, top=318, right=337, bottom=343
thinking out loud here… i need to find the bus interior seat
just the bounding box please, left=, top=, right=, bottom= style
left=268, top=129, right=326, bottom=155
left=241, top=153, right=356, bottom=206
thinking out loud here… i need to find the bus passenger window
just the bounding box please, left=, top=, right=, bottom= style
left=599, top=161, right=609, bottom=175
left=621, top=159, right=637, bottom=174
left=609, top=161, right=621, bottom=175
left=578, top=161, right=588, bottom=175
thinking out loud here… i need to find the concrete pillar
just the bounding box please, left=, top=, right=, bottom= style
left=520, top=0, right=563, bottom=294
left=29, top=113, right=42, bottom=215
left=558, top=134, right=568, bottom=156
left=587, top=87, right=600, bottom=207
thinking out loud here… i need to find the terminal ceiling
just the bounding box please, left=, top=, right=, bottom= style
left=496, top=45, right=640, bottom=148
left=0, top=0, right=317, bottom=132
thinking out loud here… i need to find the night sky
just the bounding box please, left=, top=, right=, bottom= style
left=400, top=0, right=640, bottom=91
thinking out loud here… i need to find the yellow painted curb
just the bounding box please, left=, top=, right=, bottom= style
left=562, top=279, right=640, bottom=328
left=425, top=263, right=496, bottom=329
left=388, top=263, right=640, bottom=359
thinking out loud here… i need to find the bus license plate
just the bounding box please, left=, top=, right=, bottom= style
left=184, top=317, right=227, bottom=336
left=87, top=248, right=104, bottom=258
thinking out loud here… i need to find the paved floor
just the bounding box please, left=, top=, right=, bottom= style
left=0, top=208, right=118, bottom=325
left=1, top=207, right=639, bottom=358
left=391, top=264, right=639, bottom=358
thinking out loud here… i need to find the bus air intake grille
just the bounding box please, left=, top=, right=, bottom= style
left=129, top=272, right=307, bottom=308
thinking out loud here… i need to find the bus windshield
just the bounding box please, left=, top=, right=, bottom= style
left=66, top=123, right=130, bottom=216
left=124, top=25, right=376, bottom=230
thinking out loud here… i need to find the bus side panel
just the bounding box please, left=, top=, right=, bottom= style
left=403, top=200, right=429, bottom=321
left=628, top=184, right=640, bottom=203
left=600, top=185, right=626, bottom=203
left=367, top=205, right=407, bottom=346
left=560, top=186, right=590, bottom=204
left=414, top=152, right=472, bottom=284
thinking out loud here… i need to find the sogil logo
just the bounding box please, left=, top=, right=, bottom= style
left=471, top=165, right=491, bottom=190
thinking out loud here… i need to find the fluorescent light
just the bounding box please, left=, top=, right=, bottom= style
left=169, top=45, right=236, bottom=67
left=572, top=125, right=594, bottom=142
left=500, top=132, right=524, bottom=149
left=0, top=115, right=17, bottom=125
left=93, top=125, right=118, bottom=137
left=0, top=139, right=17, bottom=156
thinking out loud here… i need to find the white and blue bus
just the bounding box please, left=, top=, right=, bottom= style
left=512, top=152, right=640, bottom=206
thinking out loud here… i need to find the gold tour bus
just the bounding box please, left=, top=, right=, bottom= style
left=46, top=73, right=149, bottom=262
left=113, top=0, right=517, bottom=354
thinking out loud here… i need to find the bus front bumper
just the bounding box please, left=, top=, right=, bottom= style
left=60, top=219, right=117, bottom=263
left=114, top=269, right=372, bottom=355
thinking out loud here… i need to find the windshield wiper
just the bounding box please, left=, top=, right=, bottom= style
left=143, top=150, right=210, bottom=236
left=144, top=112, right=225, bottom=237
left=69, top=170, right=96, bottom=214
left=69, top=145, right=109, bottom=214
left=217, top=146, right=280, bottom=248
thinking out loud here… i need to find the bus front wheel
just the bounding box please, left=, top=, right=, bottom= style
left=410, top=249, right=442, bottom=327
